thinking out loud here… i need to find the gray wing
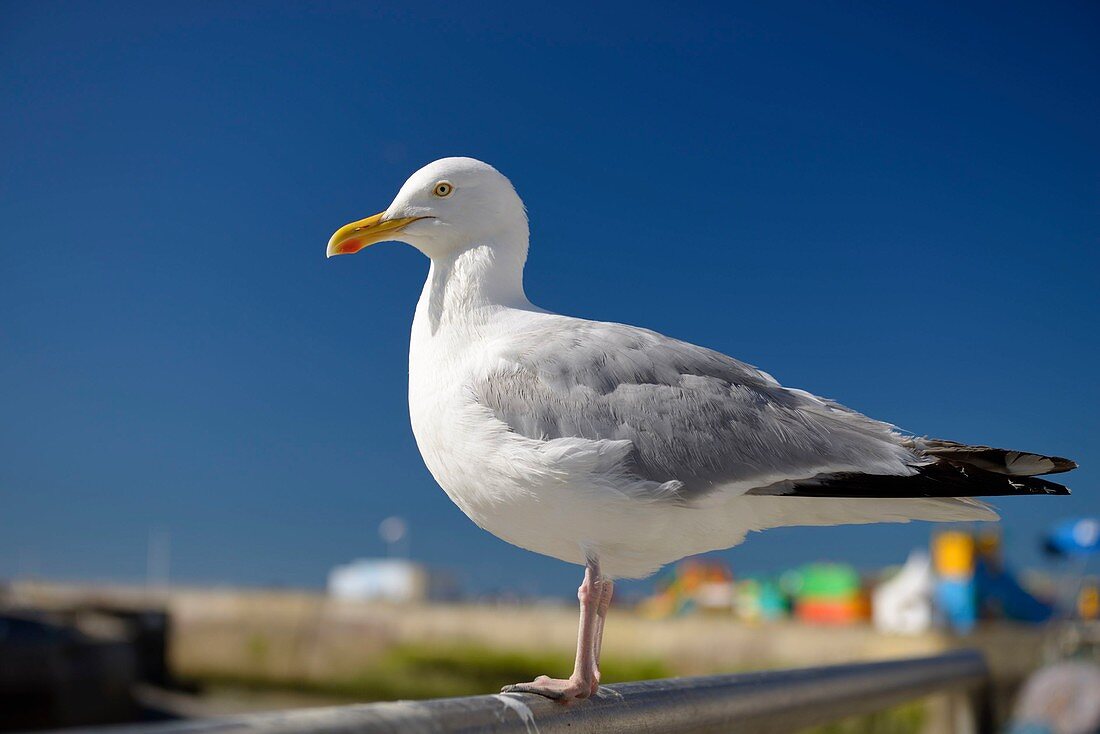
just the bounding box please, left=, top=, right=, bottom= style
left=474, top=317, right=918, bottom=501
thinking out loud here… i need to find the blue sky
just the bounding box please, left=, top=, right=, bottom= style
left=1, top=1, right=1096, bottom=596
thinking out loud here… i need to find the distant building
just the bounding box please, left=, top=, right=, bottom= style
left=873, top=550, right=934, bottom=635
left=327, top=559, right=459, bottom=602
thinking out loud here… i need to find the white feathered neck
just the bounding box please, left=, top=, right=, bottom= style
left=419, top=237, right=533, bottom=334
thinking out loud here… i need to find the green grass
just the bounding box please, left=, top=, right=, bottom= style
left=801, top=700, right=926, bottom=734
left=196, top=642, right=670, bottom=701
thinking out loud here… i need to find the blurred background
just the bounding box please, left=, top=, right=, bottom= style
left=1, top=2, right=1097, bottom=732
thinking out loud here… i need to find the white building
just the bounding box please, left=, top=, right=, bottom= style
left=872, top=550, right=935, bottom=635
left=327, top=559, right=428, bottom=603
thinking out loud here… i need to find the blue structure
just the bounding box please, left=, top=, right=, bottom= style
left=1044, top=518, right=1100, bottom=558
left=936, top=578, right=978, bottom=633
left=975, top=558, right=1053, bottom=624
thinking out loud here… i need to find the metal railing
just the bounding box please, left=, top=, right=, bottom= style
left=73, top=650, right=991, bottom=734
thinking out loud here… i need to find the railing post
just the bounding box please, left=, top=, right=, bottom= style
left=972, top=679, right=997, bottom=734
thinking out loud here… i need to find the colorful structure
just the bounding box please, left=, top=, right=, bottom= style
left=974, top=532, right=1053, bottom=623
left=933, top=531, right=979, bottom=632
left=734, top=578, right=789, bottom=622
left=1078, top=581, right=1100, bottom=621
left=639, top=558, right=734, bottom=618
left=785, top=563, right=868, bottom=625
left=1043, top=517, right=1099, bottom=620
left=638, top=525, right=1066, bottom=630
left=1044, top=517, right=1100, bottom=557
left=932, top=529, right=1054, bottom=633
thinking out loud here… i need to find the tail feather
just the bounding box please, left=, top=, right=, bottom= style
left=746, top=495, right=999, bottom=530
left=903, top=438, right=1077, bottom=476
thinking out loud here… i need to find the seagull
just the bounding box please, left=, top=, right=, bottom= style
left=327, top=157, right=1075, bottom=701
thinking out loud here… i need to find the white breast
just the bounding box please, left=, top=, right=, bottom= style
left=408, top=302, right=575, bottom=560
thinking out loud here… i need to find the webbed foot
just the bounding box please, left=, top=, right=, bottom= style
left=501, top=674, right=596, bottom=702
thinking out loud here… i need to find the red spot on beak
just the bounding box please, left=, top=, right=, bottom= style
left=333, top=237, right=364, bottom=255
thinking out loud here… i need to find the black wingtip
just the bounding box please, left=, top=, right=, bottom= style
left=1050, top=456, right=1079, bottom=474
left=750, top=464, right=1072, bottom=499
left=1016, top=479, right=1071, bottom=496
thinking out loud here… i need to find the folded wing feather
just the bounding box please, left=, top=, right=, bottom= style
left=474, top=315, right=1074, bottom=502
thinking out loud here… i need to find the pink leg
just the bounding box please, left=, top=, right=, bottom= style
left=590, top=578, right=614, bottom=695
left=501, top=560, right=605, bottom=701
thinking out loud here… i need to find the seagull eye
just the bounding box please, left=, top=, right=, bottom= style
left=432, top=181, right=454, bottom=198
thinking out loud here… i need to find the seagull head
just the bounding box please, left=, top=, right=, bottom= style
left=327, top=157, right=528, bottom=261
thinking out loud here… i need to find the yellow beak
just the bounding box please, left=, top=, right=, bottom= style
left=326, top=212, right=425, bottom=257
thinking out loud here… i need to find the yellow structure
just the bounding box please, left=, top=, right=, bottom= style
left=933, top=531, right=976, bottom=579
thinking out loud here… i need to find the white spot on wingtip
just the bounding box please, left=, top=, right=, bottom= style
left=494, top=693, right=540, bottom=734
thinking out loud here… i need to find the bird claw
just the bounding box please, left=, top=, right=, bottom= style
left=501, top=674, right=596, bottom=702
